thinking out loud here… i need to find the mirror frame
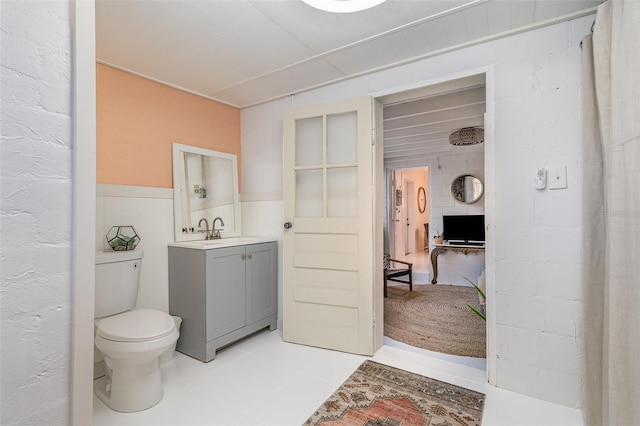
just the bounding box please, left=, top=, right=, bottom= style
left=172, top=143, right=242, bottom=242
left=451, top=173, right=484, bottom=204
left=417, top=187, right=426, bottom=213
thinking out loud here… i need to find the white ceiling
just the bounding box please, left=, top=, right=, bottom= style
left=383, top=82, right=486, bottom=167
left=96, top=0, right=599, bottom=109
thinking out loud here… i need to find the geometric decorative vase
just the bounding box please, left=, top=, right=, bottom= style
left=106, top=225, right=141, bottom=251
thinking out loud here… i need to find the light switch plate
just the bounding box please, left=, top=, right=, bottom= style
left=549, top=165, right=567, bottom=189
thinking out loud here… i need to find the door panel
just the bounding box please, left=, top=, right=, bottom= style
left=296, top=268, right=359, bottom=291
left=282, top=97, right=378, bottom=355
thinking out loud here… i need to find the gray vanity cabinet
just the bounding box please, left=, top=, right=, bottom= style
left=168, top=241, right=277, bottom=362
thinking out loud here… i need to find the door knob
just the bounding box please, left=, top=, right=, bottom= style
left=284, top=222, right=292, bottom=229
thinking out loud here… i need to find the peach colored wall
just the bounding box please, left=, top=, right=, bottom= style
left=96, top=63, right=241, bottom=189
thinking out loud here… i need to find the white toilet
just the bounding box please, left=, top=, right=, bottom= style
left=94, top=250, right=179, bottom=413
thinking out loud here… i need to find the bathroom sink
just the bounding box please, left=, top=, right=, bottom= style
left=169, top=237, right=275, bottom=250
left=202, top=238, right=241, bottom=246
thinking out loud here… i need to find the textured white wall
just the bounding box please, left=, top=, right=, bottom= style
left=241, top=16, right=591, bottom=408
left=1, top=1, right=73, bottom=423
left=427, top=150, right=486, bottom=286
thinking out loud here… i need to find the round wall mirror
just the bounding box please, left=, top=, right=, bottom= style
left=451, top=174, right=484, bottom=204
left=417, top=187, right=426, bottom=213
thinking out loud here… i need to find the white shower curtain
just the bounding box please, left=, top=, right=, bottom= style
left=582, top=1, right=640, bottom=425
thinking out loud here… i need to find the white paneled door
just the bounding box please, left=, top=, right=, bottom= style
left=282, top=97, right=381, bottom=356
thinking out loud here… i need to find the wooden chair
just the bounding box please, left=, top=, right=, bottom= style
left=383, top=254, right=413, bottom=297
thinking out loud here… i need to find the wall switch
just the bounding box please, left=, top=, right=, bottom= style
left=549, top=165, right=567, bottom=189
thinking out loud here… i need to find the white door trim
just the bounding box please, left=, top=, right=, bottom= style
left=72, top=0, right=96, bottom=423
left=374, top=65, right=496, bottom=385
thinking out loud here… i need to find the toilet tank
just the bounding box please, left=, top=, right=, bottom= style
left=95, top=250, right=143, bottom=319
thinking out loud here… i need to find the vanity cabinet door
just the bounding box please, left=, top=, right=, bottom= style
left=245, top=242, right=277, bottom=325
left=169, top=247, right=207, bottom=360
left=205, top=246, right=246, bottom=341
left=170, top=240, right=278, bottom=362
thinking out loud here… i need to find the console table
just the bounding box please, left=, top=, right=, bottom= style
left=431, top=243, right=485, bottom=284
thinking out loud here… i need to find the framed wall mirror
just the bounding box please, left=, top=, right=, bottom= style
left=451, top=174, right=484, bottom=204
left=172, top=143, right=241, bottom=242
left=417, top=187, right=426, bottom=213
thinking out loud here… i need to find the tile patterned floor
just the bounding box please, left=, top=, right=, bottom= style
left=94, top=329, right=583, bottom=425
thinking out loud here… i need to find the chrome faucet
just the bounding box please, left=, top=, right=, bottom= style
left=198, top=218, right=212, bottom=240
left=212, top=217, right=225, bottom=239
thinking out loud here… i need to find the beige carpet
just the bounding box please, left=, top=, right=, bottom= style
left=384, top=284, right=486, bottom=358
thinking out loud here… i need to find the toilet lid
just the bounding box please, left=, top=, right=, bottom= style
left=96, top=309, right=176, bottom=342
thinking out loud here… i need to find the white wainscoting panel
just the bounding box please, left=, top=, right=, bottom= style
left=96, top=184, right=174, bottom=312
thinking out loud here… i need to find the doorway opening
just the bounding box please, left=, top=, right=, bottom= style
left=378, top=73, right=488, bottom=370
left=385, top=167, right=431, bottom=284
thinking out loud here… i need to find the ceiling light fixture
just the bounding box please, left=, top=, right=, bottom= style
left=301, top=0, right=387, bottom=13
left=449, top=127, right=484, bottom=146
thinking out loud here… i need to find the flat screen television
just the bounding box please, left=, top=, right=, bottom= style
left=442, top=215, right=485, bottom=244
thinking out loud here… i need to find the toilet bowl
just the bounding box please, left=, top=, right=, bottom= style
left=95, top=309, right=179, bottom=412
left=94, top=250, right=179, bottom=413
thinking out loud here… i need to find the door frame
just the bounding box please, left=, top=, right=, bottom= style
left=393, top=171, right=404, bottom=258
left=72, top=0, right=97, bottom=423
left=384, top=167, right=429, bottom=255
left=373, top=66, right=496, bottom=385
left=404, top=179, right=415, bottom=255
left=383, top=169, right=396, bottom=258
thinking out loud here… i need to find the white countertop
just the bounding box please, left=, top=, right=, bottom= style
left=168, top=236, right=276, bottom=250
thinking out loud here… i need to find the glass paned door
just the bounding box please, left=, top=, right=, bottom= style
left=283, top=97, right=379, bottom=356
left=293, top=111, right=359, bottom=218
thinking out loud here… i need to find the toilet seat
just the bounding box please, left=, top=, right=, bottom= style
left=96, top=309, right=176, bottom=342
